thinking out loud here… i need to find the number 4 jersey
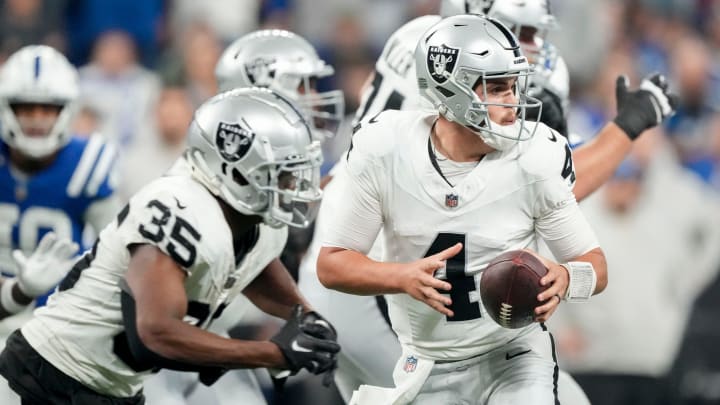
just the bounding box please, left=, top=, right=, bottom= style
left=323, top=110, right=599, bottom=362
left=21, top=159, right=287, bottom=397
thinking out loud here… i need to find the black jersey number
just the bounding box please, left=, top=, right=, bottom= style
left=354, top=71, right=406, bottom=124
left=423, top=233, right=481, bottom=322
left=561, top=143, right=576, bottom=183
left=138, top=200, right=201, bottom=268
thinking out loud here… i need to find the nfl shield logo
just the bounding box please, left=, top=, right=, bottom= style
left=426, top=45, right=459, bottom=84
left=403, top=355, right=418, bottom=373
left=445, top=193, right=459, bottom=208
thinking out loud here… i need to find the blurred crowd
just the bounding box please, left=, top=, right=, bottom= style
left=2, top=0, right=720, bottom=404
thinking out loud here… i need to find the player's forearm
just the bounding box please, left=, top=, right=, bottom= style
left=317, top=246, right=406, bottom=295
left=243, top=258, right=311, bottom=319
left=0, top=278, right=33, bottom=320
left=137, top=316, right=285, bottom=369
left=572, top=122, right=632, bottom=202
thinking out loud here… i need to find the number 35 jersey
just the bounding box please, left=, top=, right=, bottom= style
left=325, top=110, right=598, bottom=362
left=21, top=159, right=288, bottom=397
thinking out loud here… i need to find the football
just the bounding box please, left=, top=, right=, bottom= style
left=479, top=250, right=549, bottom=329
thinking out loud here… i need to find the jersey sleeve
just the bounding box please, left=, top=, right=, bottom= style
left=322, top=113, right=395, bottom=254
left=521, top=123, right=576, bottom=190
left=115, top=187, right=204, bottom=275
left=67, top=135, right=119, bottom=200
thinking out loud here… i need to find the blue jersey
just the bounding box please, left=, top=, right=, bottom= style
left=0, top=135, right=117, bottom=302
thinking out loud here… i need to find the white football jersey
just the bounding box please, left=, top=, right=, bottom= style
left=352, top=15, right=440, bottom=126
left=324, top=110, right=598, bottom=362
left=21, top=159, right=287, bottom=397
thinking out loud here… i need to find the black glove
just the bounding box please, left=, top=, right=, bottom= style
left=613, top=73, right=680, bottom=140
left=526, top=87, right=568, bottom=138
left=270, top=305, right=340, bottom=376
left=298, top=308, right=339, bottom=386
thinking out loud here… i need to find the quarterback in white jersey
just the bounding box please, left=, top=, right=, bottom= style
left=299, top=2, right=676, bottom=403
left=0, top=89, right=340, bottom=404
left=318, top=15, right=608, bottom=405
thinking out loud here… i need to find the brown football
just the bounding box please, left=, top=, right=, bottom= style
left=479, top=250, right=548, bottom=329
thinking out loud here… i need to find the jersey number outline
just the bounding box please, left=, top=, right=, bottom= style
left=138, top=200, right=201, bottom=268
left=0, top=203, right=73, bottom=272
left=424, top=232, right=482, bottom=322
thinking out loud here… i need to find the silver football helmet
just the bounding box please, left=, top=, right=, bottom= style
left=215, top=30, right=344, bottom=141
left=485, top=0, right=559, bottom=64
left=416, top=14, right=541, bottom=150
left=0, top=45, right=79, bottom=158
left=440, top=0, right=559, bottom=77
left=439, top=0, right=492, bottom=16
left=185, top=87, right=323, bottom=228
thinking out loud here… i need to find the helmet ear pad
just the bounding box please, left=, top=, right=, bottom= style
left=185, top=88, right=323, bottom=229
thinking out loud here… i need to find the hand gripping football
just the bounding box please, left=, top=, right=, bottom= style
left=480, top=250, right=548, bottom=329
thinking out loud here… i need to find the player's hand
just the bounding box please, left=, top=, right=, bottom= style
left=613, top=73, right=679, bottom=140
left=529, top=252, right=568, bottom=323
left=401, top=242, right=461, bottom=317
left=299, top=308, right=339, bottom=386
left=270, top=304, right=341, bottom=376
left=13, top=232, right=80, bottom=298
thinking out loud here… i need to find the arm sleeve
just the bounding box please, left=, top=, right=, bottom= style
left=534, top=177, right=599, bottom=262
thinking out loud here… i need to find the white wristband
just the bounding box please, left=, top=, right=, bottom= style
left=1, top=278, right=27, bottom=314
left=560, top=262, right=596, bottom=303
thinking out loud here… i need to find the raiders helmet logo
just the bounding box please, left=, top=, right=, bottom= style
left=245, top=57, right=275, bottom=86
left=215, top=120, right=254, bottom=162
left=427, top=45, right=459, bottom=84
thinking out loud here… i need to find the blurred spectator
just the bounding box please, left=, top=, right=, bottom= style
left=159, top=24, right=221, bottom=108
left=550, top=135, right=720, bottom=405
left=70, top=105, right=101, bottom=138
left=170, top=0, right=260, bottom=46
left=115, top=86, right=193, bottom=202
left=78, top=30, right=161, bottom=147
left=665, top=34, right=720, bottom=186
left=64, top=0, right=164, bottom=66
left=0, top=0, right=67, bottom=60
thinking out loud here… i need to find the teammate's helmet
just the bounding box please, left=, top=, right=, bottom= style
left=439, top=0, right=493, bottom=16
left=440, top=0, right=559, bottom=71
left=214, top=30, right=344, bottom=141
left=415, top=14, right=541, bottom=150
left=0, top=45, right=79, bottom=158
left=484, top=0, right=558, bottom=64
left=185, top=87, right=322, bottom=229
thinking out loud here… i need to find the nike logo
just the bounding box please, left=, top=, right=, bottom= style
left=505, top=349, right=531, bottom=360
left=174, top=197, right=186, bottom=209
left=548, top=132, right=557, bottom=142
left=291, top=340, right=312, bottom=353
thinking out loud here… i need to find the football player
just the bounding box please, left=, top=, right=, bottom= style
left=215, top=29, right=345, bottom=142
left=318, top=14, right=606, bottom=404
left=298, top=2, right=676, bottom=403
left=0, top=88, right=340, bottom=405
left=141, top=29, right=347, bottom=405
left=0, top=45, right=121, bottom=317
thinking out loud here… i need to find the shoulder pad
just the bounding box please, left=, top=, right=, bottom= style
left=519, top=122, right=576, bottom=187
